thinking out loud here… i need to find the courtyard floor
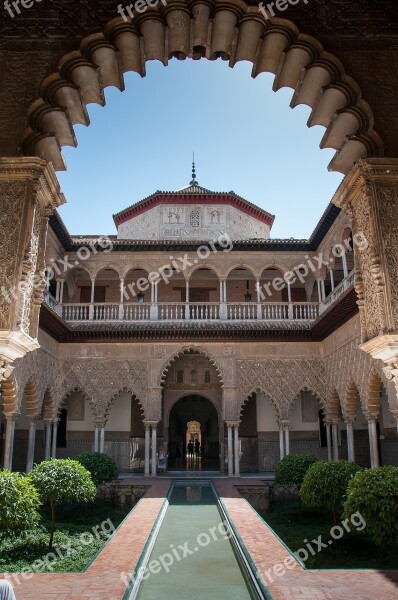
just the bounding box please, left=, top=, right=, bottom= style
left=1, top=477, right=397, bottom=600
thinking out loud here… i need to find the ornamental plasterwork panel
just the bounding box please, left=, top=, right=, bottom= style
left=12, top=348, right=58, bottom=413
left=236, top=359, right=326, bottom=420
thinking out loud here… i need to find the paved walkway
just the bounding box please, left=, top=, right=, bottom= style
left=1, top=477, right=397, bottom=600
left=1, top=479, right=171, bottom=600
left=214, top=479, right=398, bottom=600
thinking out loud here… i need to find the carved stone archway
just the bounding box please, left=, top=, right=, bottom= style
left=21, top=2, right=383, bottom=175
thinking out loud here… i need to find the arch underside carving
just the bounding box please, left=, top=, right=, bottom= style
left=23, top=1, right=383, bottom=175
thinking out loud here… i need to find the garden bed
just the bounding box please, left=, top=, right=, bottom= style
left=259, top=501, right=398, bottom=569
left=0, top=500, right=130, bottom=573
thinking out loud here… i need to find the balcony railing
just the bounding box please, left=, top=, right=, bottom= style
left=322, top=270, right=355, bottom=312
left=43, top=271, right=355, bottom=325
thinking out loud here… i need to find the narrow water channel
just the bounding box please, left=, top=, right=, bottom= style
left=134, top=481, right=259, bottom=600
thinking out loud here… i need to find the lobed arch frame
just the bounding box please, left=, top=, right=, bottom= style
left=23, top=1, right=383, bottom=175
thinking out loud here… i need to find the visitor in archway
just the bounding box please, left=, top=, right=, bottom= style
left=157, top=447, right=166, bottom=474
left=194, top=440, right=200, bottom=457
left=0, top=581, right=16, bottom=600
left=187, top=440, right=194, bottom=457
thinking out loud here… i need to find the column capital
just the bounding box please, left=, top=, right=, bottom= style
left=5, top=413, right=19, bottom=423
left=0, top=359, right=14, bottom=382
left=225, top=420, right=240, bottom=428
left=143, top=420, right=159, bottom=427
left=365, top=414, right=379, bottom=424
left=278, top=419, right=290, bottom=429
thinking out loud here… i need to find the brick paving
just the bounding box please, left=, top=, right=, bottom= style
left=214, top=479, right=398, bottom=600
left=1, top=477, right=397, bottom=600
left=1, top=479, right=171, bottom=600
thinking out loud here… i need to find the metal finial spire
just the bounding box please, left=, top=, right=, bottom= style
left=190, top=152, right=198, bottom=185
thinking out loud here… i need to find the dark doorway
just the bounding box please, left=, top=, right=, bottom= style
left=168, top=395, right=219, bottom=471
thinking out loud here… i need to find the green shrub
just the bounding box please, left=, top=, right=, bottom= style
left=30, top=459, right=96, bottom=548
left=75, top=451, right=118, bottom=486
left=344, top=466, right=398, bottom=547
left=0, top=470, right=41, bottom=535
left=300, top=460, right=362, bottom=524
left=275, top=454, right=319, bottom=487
left=275, top=454, right=319, bottom=514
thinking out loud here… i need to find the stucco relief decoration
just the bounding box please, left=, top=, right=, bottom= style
left=0, top=181, right=25, bottom=330
left=378, top=184, right=398, bottom=331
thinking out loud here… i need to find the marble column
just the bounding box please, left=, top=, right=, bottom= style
left=51, top=422, right=58, bottom=458
left=3, top=415, right=16, bottom=470
left=325, top=423, right=332, bottom=461
left=233, top=424, right=240, bottom=476
left=346, top=421, right=355, bottom=462
left=331, top=422, right=339, bottom=460
left=279, top=425, right=285, bottom=460
left=284, top=424, right=290, bottom=456
left=94, top=426, right=99, bottom=452
left=44, top=421, right=52, bottom=460
left=99, top=426, right=105, bottom=454
left=26, top=419, right=37, bottom=473
left=368, top=418, right=380, bottom=468
left=227, top=423, right=233, bottom=476
left=151, top=423, right=157, bottom=476
left=144, top=422, right=151, bottom=476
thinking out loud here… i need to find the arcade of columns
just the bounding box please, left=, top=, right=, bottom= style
left=1, top=2, right=398, bottom=474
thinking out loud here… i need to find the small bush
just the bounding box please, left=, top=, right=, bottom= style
left=75, top=451, right=118, bottom=486
left=0, top=470, right=41, bottom=535
left=30, top=459, right=96, bottom=548
left=300, top=460, right=362, bottom=524
left=343, top=465, right=398, bottom=547
left=275, top=454, right=319, bottom=487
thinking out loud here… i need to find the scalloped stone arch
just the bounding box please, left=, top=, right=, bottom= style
left=239, top=387, right=281, bottom=420
left=56, top=386, right=92, bottom=418
left=342, top=380, right=360, bottom=422
left=288, top=386, right=326, bottom=419
left=1, top=374, right=18, bottom=416
left=23, top=2, right=383, bottom=175
left=159, top=346, right=224, bottom=387
left=105, top=387, right=146, bottom=422
left=365, top=370, right=383, bottom=418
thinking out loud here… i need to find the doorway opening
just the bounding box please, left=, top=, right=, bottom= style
left=168, top=394, right=220, bottom=471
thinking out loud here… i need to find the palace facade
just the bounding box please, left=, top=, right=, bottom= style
left=2, top=173, right=397, bottom=475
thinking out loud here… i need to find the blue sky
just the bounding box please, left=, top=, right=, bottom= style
left=57, top=59, right=343, bottom=240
